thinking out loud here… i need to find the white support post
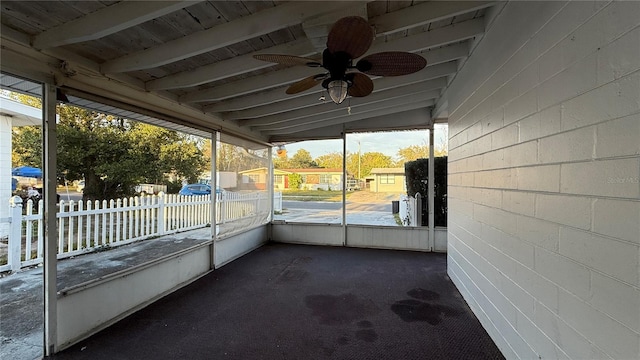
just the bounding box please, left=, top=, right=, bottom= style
left=157, top=192, right=165, bottom=235
left=9, top=196, right=23, bottom=272
left=221, top=191, right=226, bottom=224
left=428, top=126, right=435, bottom=251
left=341, top=130, right=347, bottom=246
left=415, top=193, right=422, bottom=227
left=43, top=83, right=58, bottom=355
left=268, top=147, right=274, bottom=223
left=210, top=131, right=217, bottom=269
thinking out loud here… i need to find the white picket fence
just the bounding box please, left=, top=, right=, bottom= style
left=1, top=191, right=274, bottom=273
left=399, top=193, right=422, bottom=226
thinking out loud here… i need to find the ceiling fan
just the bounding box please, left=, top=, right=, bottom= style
left=253, top=16, right=427, bottom=104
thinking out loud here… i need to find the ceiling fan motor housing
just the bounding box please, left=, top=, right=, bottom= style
left=322, top=49, right=352, bottom=87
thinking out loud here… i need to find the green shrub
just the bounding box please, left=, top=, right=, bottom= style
left=288, top=173, right=302, bottom=190
left=404, top=157, right=447, bottom=227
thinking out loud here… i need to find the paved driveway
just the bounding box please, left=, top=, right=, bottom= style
left=276, top=191, right=402, bottom=226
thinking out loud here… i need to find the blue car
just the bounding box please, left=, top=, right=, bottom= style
left=178, top=184, right=223, bottom=196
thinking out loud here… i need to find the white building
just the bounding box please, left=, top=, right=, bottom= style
left=0, top=98, right=41, bottom=237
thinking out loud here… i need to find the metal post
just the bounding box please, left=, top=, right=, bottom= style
left=157, top=192, right=165, bottom=235
left=268, top=146, right=274, bottom=223
left=43, top=83, right=57, bottom=355
left=428, top=127, right=435, bottom=251
left=358, top=140, right=361, bottom=181
left=210, top=131, right=217, bottom=269
left=9, top=196, right=23, bottom=272
left=342, top=130, right=347, bottom=246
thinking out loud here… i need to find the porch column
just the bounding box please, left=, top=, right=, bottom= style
left=341, top=130, right=347, bottom=245
left=268, top=146, right=274, bottom=222
left=210, top=131, right=217, bottom=269
left=428, top=126, right=435, bottom=251
left=43, top=83, right=58, bottom=355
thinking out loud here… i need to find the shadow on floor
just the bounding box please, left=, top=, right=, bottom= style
left=49, top=243, right=504, bottom=360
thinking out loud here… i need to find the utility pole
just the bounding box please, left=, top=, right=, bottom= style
left=358, top=140, right=361, bottom=181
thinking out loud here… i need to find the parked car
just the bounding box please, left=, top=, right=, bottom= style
left=76, top=180, right=85, bottom=192
left=178, top=184, right=224, bottom=196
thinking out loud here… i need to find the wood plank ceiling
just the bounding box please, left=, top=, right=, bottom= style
left=1, top=1, right=496, bottom=145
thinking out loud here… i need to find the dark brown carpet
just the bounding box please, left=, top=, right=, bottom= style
left=49, top=243, right=504, bottom=360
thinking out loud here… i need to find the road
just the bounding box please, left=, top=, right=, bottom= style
left=283, top=200, right=390, bottom=212
left=57, top=190, right=83, bottom=202
left=59, top=193, right=392, bottom=212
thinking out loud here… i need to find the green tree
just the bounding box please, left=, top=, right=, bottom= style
left=11, top=95, right=208, bottom=200
left=278, top=148, right=394, bottom=177
left=11, top=126, right=42, bottom=167
left=127, top=123, right=206, bottom=183
left=397, top=144, right=429, bottom=163
left=396, top=144, right=448, bottom=165
left=345, top=152, right=360, bottom=178
left=217, top=143, right=267, bottom=172
left=55, top=105, right=145, bottom=199
left=289, top=149, right=317, bottom=168
left=10, top=94, right=43, bottom=168
left=273, top=153, right=290, bottom=169
left=315, top=152, right=343, bottom=169
left=357, top=152, right=394, bottom=178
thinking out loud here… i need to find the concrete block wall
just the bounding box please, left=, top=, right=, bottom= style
left=446, top=1, right=639, bottom=359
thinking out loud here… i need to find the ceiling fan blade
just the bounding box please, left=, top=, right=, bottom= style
left=356, top=52, right=427, bottom=76
left=347, top=73, right=373, bottom=97
left=286, top=74, right=325, bottom=94
left=253, top=54, right=322, bottom=67
left=327, top=16, right=373, bottom=59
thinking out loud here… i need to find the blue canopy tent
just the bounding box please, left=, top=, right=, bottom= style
left=11, top=166, right=60, bottom=202
left=12, top=166, right=42, bottom=178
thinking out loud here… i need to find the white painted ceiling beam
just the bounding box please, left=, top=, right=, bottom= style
left=182, top=18, right=483, bottom=104
left=263, top=98, right=435, bottom=136
left=101, top=1, right=361, bottom=73
left=244, top=86, right=440, bottom=128
left=344, top=107, right=433, bottom=132
left=253, top=90, right=441, bottom=132
left=227, top=76, right=447, bottom=121
left=202, top=85, right=315, bottom=113
left=33, top=1, right=200, bottom=49
left=370, top=1, right=495, bottom=36
left=421, top=42, right=470, bottom=66
left=204, top=43, right=465, bottom=113
left=269, top=102, right=433, bottom=143
left=145, top=4, right=476, bottom=91
left=146, top=38, right=318, bottom=90
left=179, top=65, right=316, bottom=103
left=365, top=17, right=485, bottom=55
left=269, top=107, right=433, bottom=142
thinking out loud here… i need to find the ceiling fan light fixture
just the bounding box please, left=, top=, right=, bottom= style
left=327, top=80, right=349, bottom=104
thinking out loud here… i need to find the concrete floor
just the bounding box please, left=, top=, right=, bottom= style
left=48, top=243, right=504, bottom=360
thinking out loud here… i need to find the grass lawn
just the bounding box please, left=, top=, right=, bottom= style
left=281, top=190, right=354, bottom=202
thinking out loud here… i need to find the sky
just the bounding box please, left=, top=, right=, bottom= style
left=282, top=126, right=448, bottom=160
